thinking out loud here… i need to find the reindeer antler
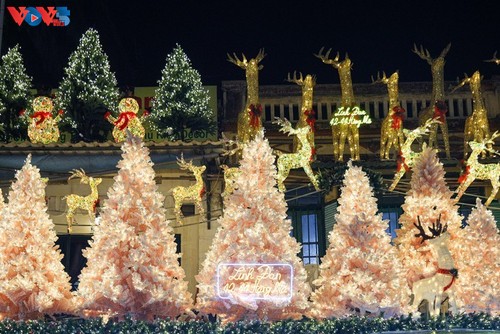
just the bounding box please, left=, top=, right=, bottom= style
left=427, top=214, right=447, bottom=237
left=221, top=132, right=243, bottom=157
left=414, top=216, right=433, bottom=243
left=314, top=47, right=340, bottom=66
left=227, top=52, right=248, bottom=68
left=412, top=44, right=432, bottom=64
left=286, top=71, right=304, bottom=85
left=176, top=153, right=194, bottom=171
left=451, top=73, right=471, bottom=92
left=273, top=117, right=294, bottom=135
left=371, top=71, right=388, bottom=85
left=254, top=48, right=266, bottom=63
left=484, top=51, right=500, bottom=65
left=68, top=168, right=87, bottom=181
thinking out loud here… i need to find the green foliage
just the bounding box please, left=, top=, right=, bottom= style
left=55, top=28, right=119, bottom=142
left=151, top=44, right=216, bottom=141
left=317, top=162, right=386, bottom=195
left=0, top=313, right=497, bottom=333
left=0, top=45, right=33, bottom=142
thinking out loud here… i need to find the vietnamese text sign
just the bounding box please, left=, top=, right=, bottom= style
left=217, top=263, right=293, bottom=302
left=330, top=106, right=372, bottom=128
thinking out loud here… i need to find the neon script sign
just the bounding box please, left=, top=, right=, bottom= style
left=7, top=7, right=70, bottom=26
left=217, top=263, right=293, bottom=302
left=330, top=106, right=372, bottom=128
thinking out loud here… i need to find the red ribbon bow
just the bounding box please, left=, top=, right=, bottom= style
left=31, top=111, right=52, bottom=125
left=92, top=199, right=100, bottom=213
left=248, top=104, right=262, bottom=128
left=115, top=111, right=136, bottom=130
left=304, top=109, right=316, bottom=132
left=199, top=186, right=206, bottom=198
left=310, top=147, right=316, bottom=162
left=436, top=268, right=458, bottom=292
left=391, top=106, right=405, bottom=130
left=396, top=151, right=410, bottom=172
left=458, top=165, right=470, bottom=184
left=433, top=101, right=447, bottom=122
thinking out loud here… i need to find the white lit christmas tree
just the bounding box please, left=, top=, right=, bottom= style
left=77, top=135, right=193, bottom=321
left=311, top=161, right=410, bottom=319
left=0, top=44, right=32, bottom=142
left=0, top=155, right=74, bottom=320
left=151, top=44, right=216, bottom=141
left=196, top=131, right=310, bottom=323
left=455, top=198, right=499, bottom=315
left=394, top=148, right=463, bottom=288
left=55, top=28, right=119, bottom=142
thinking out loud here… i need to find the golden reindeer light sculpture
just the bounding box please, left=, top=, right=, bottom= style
left=315, top=47, right=360, bottom=161
left=372, top=71, right=405, bottom=160
left=63, top=169, right=102, bottom=233
left=285, top=71, right=316, bottom=156
left=172, top=155, right=206, bottom=223
left=455, top=132, right=500, bottom=207
left=273, top=117, right=319, bottom=192
left=452, top=71, right=491, bottom=159
left=219, top=133, right=244, bottom=198
left=412, top=215, right=458, bottom=317
left=227, top=49, right=266, bottom=144
left=413, top=43, right=451, bottom=158
left=388, top=119, right=437, bottom=191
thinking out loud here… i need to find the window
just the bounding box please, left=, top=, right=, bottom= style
left=381, top=207, right=402, bottom=239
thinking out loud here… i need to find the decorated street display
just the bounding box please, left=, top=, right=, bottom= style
left=0, top=44, right=32, bottom=142
left=171, top=155, right=206, bottom=223
left=20, top=96, right=63, bottom=144
left=196, top=131, right=311, bottom=323
left=0, top=155, right=75, bottom=320
left=316, top=47, right=364, bottom=161
left=454, top=199, right=499, bottom=315
left=63, top=169, right=102, bottom=233
left=77, top=135, right=193, bottom=320
left=412, top=43, right=451, bottom=158
left=227, top=49, right=266, bottom=144
left=388, top=119, right=437, bottom=191
left=452, top=71, right=492, bottom=159
left=372, top=71, right=405, bottom=160
left=55, top=28, right=119, bottom=142
left=273, top=117, right=319, bottom=192
left=285, top=71, right=316, bottom=156
left=151, top=44, right=215, bottom=141
left=105, top=98, right=148, bottom=142
left=394, top=147, right=464, bottom=315
left=311, top=161, right=410, bottom=319
left=454, top=132, right=500, bottom=206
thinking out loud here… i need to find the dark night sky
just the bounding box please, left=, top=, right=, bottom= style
left=2, top=0, right=499, bottom=89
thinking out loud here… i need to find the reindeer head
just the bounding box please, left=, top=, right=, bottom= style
left=451, top=71, right=482, bottom=92
left=227, top=49, right=266, bottom=72
left=315, top=47, right=352, bottom=70
left=414, top=214, right=449, bottom=244
left=412, top=43, right=451, bottom=68
left=177, top=154, right=206, bottom=175
left=468, top=131, right=499, bottom=154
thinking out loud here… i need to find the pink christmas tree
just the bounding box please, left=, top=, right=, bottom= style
left=195, top=131, right=311, bottom=323
left=77, top=135, right=193, bottom=320
left=394, top=148, right=463, bottom=289
left=455, top=198, right=499, bottom=315
left=310, top=161, right=410, bottom=319
left=0, top=155, right=74, bottom=320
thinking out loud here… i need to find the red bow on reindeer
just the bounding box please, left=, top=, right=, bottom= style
left=396, top=151, right=410, bottom=172
left=31, top=111, right=52, bottom=125
left=304, top=109, right=316, bottom=132
left=114, top=111, right=136, bottom=130
left=391, top=106, right=405, bottom=130
left=436, top=268, right=458, bottom=292
left=248, top=104, right=262, bottom=128
left=433, top=100, right=447, bottom=123
left=458, top=165, right=470, bottom=184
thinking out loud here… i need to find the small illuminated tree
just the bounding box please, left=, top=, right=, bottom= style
left=0, top=155, right=74, bottom=320
left=455, top=198, right=499, bottom=315
left=311, top=161, right=410, bottom=318
left=55, top=28, right=119, bottom=142
left=196, top=131, right=310, bottom=323
left=0, top=44, right=32, bottom=142
left=151, top=44, right=216, bottom=141
left=77, top=135, right=193, bottom=320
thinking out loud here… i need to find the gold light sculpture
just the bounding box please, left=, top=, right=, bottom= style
left=455, top=132, right=500, bottom=207
left=388, top=119, right=438, bottom=191
left=105, top=98, right=148, bottom=142
left=372, top=71, right=405, bottom=160
left=484, top=51, right=500, bottom=65
left=171, top=155, right=206, bottom=223
left=220, top=164, right=241, bottom=198
left=273, top=117, right=319, bottom=192
left=62, top=169, right=102, bottom=233
left=227, top=49, right=266, bottom=144
left=452, top=71, right=492, bottom=159
left=286, top=71, right=316, bottom=157
left=315, top=47, right=360, bottom=161
left=26, top=96, right=63, bottom=144
left=412, top=43, right=451, bottom=158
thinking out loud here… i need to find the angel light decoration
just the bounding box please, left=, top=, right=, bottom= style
left=105, top=97, right=149, bottom=142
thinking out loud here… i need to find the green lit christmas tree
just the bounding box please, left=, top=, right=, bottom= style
left=151, top=44, right=216, bottom=141
left=0, top=45, right=33, bottom=142
left=55, top=28, right=119, bottom=142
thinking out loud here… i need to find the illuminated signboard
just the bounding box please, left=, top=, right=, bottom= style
left=330, top=106, right=372, bottom=128
left=217, top=263, right=293, bottom=302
